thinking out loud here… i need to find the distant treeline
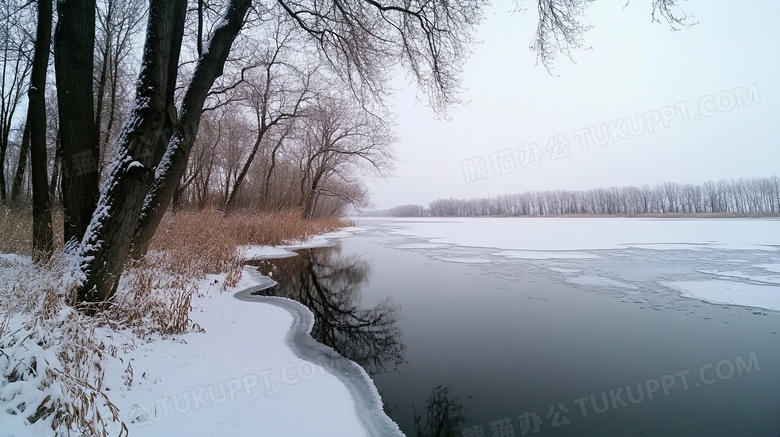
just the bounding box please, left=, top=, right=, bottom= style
left=381, top=176, right=780, bottom=217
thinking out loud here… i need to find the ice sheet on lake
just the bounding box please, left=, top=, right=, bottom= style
left=567, top=275, right=638, bottom=289
left=397, top=243, right=445, bottom=249
left=660, top=280, right=780, bottom=312
left=757, top=264, right=780, bottom=273
left=431, top=256, right=491, bottom=264
left=547, top=267, right=581, bottom=274
left=356, top=217, right=780, bottom=312
left=698, top=270, right=780, bottom=285
left=362, top=217, right=780, bottom=252
left=623, top=243, right=704, bottom=250
left=495, top=250, right=598, bottom=259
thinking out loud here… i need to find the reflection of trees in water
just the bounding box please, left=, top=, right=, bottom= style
left=250, top=247, right=470, bottom=435
left=252, top=245, right=405, bottom=376
left=413, top=385, right=469, bottom=437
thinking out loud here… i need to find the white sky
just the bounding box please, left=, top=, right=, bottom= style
left=368, top=0, right=780, bottom=210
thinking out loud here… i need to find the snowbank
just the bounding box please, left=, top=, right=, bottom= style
left=103, top=269, right=399, bottom=436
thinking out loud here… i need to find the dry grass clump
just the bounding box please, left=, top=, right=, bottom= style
left=0, top=208, right=32, bottom=256
left=0, top=207, right=65, bottom=256
left=0, top=256, right=128, bottom=436
left=227, top=209, right=351, bottom=247
left=103, top=257, right=202, bottom=337
left=101, top=208, right=349, bottom=336
left=149, top=208, right=244, bottom=278
left=149, top=208, right=350, bottom=274
left=100, top=209, right=242, bottom=337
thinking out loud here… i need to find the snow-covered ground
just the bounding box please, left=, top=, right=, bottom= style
left=1, top=228, right=401, bottom=437
left=362, top=217, right=780, bottom=312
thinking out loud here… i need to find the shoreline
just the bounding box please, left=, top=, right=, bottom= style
left=234, top=270, right=404, bottom=437
left=364, top=213, right=780, bottom=219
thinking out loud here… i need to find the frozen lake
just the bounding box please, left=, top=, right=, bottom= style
left=250, top=217, right=780, bottom=436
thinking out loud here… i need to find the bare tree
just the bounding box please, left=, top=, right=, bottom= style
left=27, top=0, right=54, bottom=260
left=295, top=96, right=394, bottom=218
left=387, top=204, right=425, bottom=217
left=261, top=119, right=294, bottom=208
left=212, top=109, right=251, bottom=206
left=125, top=0, right=254, bottom=261
left=423, top=176, right=780, bottom=218
left=45, top=88, right=61, bottom=200
left=531, top=0, right=693, bottom=71
left=188, top=110, right=223, bottom=209
left=94, top=0, right=146, bottom=169
left=0, top=0, right=33, bottom=203
left=273, top=0, right=485, bottom=110
left=314, top=178, right=371, bottom=216
left=223, top=20, right=315, bottom=212
left=9, top=118, right=29, bottom=201
left=171, top=114, right=218, bottom=210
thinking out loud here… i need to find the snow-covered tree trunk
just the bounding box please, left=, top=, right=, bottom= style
left=77, top=0, right=251, bottom=306
left=75, top=0, right=186, bottom=307
left=130, top=0, right=251, bottom=259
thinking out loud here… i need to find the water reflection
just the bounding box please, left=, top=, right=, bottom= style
left=412, top=385, right=469, bottom=437
left=248, top=245, right=406, bottom=376
left=247, top=246, right=474, bottom=434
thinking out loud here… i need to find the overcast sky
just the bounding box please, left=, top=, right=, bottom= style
left=367, top=0, right=780, bottom=210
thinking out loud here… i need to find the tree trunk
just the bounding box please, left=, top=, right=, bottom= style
left=225, top=125, right=267, bottom=212
left=28, top=0, right=54, bottom=261
left=75, top=0, right=187, bottom=308
left=198, top=154, right=214, bottom=210
left=263, top=131, right=288, bottom=204
left=94, top=0, right=113, bottom=156
left=55, top=0, right=100, bottom=244
left=129, top=0, right=251, bottom=259
left=49, top=133, right=62, bottom=200
left=0, top=140, right=6, bottom=202
left=304, top=169, right=326, bottom=219
left=171, top=179, right=184, bottom=211
left=0, top=43, right=25, bottom=203
left=10, top=118, right=30, bottom=202
left=100, top=52, right=120, bottom=168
